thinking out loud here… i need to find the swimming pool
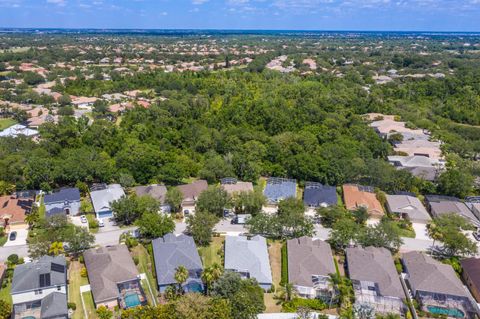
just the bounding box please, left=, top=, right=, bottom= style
left=124, top=293, right=141, bottom=308
left=186, top=282, right=203, bottom=293
left=427, top=306, right=465, bottom=318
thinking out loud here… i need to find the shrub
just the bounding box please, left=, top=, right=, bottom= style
left=80, top=267, right=87, bottom=278
left=87, top=215, right=99, bottom=229
left=79, top=255, right=84, bottom=264
left=282, top=298, right=327, bottom=312
left=7, top=254, right=19, bottom=265
left=133, top=256, right=139, bottom=265
left=280, top=243, right=288, bottom=285
left=68, top=302, right=77, bottom=310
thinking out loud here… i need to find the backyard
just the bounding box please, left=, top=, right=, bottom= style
left=198, top=236, right=224, bottom=268
left=0, top=118, right=16, bottom=131
left=264, top=240, right=283, bottom=313
left=131, top=244, right=159, bottom=305
left=68, top=260, right=97, bottom=319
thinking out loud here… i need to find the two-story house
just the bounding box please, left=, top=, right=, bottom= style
left=11, top=256, right=68, bottom=319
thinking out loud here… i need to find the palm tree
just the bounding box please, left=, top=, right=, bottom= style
left=25, top=210, right=39, bottom=226
left=201, top=263, right=223, bottom=295
left=275, top=283, right=296, bottom=304
left=426, top=220, right=443, bottom=248
left=174, top=265, right=189, bottom=294
left=49, top=241, right=64, bottom=256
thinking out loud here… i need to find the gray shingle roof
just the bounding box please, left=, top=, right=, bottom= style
left=386, top=194, right=431, bottom=223
left=11, top=256, right=67, bottom=294
left=44, top=188, right=80, bottom=204
left=426, top=196, right=479, bottom=226
left=287, top=237, right=335, bottom=287
left=303, top=183, right=337, bottom=207
left=346, top=246, right=404, bottom=299
left=151, top=233, right=203, bottom=287
left=133, top=184, right=167, bottom=204
left=263, top=178, right=297, bottom=204
left=403, top=251, right=468, bottom=297
left=224, top=235, right=272, bottom=285
left=90, top=184, right=125, bottom=213
left=83, top=245, right=139, bottom=303
left=41, top=291, right=68, bottom=318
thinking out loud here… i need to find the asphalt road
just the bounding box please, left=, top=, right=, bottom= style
left=0, top=219, right=442, bottom=262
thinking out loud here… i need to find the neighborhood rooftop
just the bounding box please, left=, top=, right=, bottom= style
left=83, top=245, right=139, bottom=304
left=263, top=178, right=297, bottom=204
left=151, top=233, right=203, bottom=291
left=224, top=235, right=273, bottom=288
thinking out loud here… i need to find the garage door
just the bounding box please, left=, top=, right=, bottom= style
left=412, top=223, right=430, bottom=240
left=98, top=211, right=113, bottom=219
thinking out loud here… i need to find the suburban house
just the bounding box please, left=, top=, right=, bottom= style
left=345, top=246, right=406, bottom=316
left=403, top=252, right=478, bottom=319
left=0, top=194, right=32, bottom=231
left=386, top=194, right=431, bottom=224
left=303, top=182, right=337, bottom=215
left=71, top=96, right=97, bottom=109
left=90, top=184, right=126, bottom=219
left=287, top=236, right=336, bottom=300
left=224, top=235, right=273, bottom=291
left=151, top=233, right=204, bottom=293
left=11, top=256, right=68, bottom=319
left=342, top=184, right=384, bottom=224
left=461, top=258, right=480, bottom=303
left=177, top=180, right=208, bottom=213
left=263, top=177, right=297, bottom=205
left=467, top=200, right=480, bottom=221
left=44, top=188, right=81, bottom=218
left=0, top=124, right=39, bottom=138
left=220, top=178, right=254, bottom=196
left=132, top=184, right=170, bottom=213
left=387, top=155, right=440, bottom=181
left=83, top=245, right=146, bottom=309
left=425, top=195, right=479, bottom=227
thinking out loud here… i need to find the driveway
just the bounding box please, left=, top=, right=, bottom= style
left=97, top=217, right=119, bottom=233
left=412, top=222, right=430, bottom=240
left=4, top=229, right=28, bottom=247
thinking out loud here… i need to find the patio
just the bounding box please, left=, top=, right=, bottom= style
left=117, top=280, right=147, bottom=309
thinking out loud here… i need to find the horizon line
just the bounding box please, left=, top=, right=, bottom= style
left=0, top=27, right=479, bottom=34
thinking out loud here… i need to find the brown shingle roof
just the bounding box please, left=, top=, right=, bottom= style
left=287, top=237, right=335, bottom=288
left=83, top=245, right=139, bottom=304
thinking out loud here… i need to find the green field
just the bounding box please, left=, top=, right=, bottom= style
left=0, top=118, right=17, bottom=131
left=198, top=236, right=224, bottom=268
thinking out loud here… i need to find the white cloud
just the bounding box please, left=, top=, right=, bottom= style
left=46, top=0, right=66, bottom=6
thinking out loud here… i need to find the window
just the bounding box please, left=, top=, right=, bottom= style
left=34, top=289, right=43, bottom=295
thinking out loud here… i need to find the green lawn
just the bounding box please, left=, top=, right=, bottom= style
left=131, top=244, right=159, bottom=305
left=69, top=260, right=97, bottom=319
left=0, top=236, right=7, bottom=247
left=0, top=118, right=17, bottom=131
left=0, top=282, right=12, bottom=304
left=198, top=237, right=224, bottom=268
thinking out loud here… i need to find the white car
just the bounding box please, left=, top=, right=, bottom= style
left=98, top=219, right=105, bottom=227
left=80, top=215, right=88, bottom=223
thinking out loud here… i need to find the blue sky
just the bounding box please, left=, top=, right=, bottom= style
left=0, top=0, right=479, bottom=31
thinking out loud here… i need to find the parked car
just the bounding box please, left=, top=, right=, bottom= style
left=9, top=231, right=17, bottom=241
left=80, top=215, right=88, bottom=223
left=98, top=219, right=105, bottom=227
